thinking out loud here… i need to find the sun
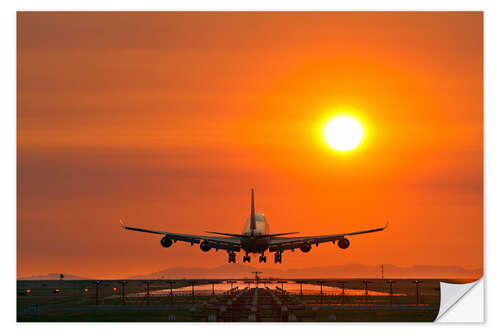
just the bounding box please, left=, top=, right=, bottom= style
left=324, top=116, right=363, bottom=151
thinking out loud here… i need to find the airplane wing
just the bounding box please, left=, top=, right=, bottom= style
left=120, top=220, right=242, bottom=252
left=267, top=222, right=388, bottom=252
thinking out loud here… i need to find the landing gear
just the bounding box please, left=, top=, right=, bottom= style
left=228, top=251, right=236, bottom=263
left=259, top=253, right=267, bottom=263
left=274, top=251, right=282, bottom=264
left=243, top=253, right=251, bottom=263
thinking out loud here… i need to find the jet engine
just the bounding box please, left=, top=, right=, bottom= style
left=160, top=236, right=173, bottom=248
left=337, top=238, right=350, bottom=249
left=200, top=240, right=212, bottom=252
left=300, top=242, right=312, bottom=253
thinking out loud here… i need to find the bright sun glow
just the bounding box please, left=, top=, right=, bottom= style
left=324, top=116, right=363, bottom=151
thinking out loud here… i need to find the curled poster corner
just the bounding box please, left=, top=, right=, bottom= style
left=435, top=278, right=484, bottom=322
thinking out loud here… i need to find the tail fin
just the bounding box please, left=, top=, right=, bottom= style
left=250, top=188, right=256, bottom=231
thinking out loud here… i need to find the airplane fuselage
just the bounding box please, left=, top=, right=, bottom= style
left=240, top=212, right=270, bottom=253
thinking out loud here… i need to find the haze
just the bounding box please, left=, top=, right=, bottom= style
left=17, top=12, right=482, bottom=279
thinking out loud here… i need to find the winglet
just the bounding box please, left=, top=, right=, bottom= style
left=383, top=221, right=389, bottom=229
left=120, top=219, right=126, bottom=228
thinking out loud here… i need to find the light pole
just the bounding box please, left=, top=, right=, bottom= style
left=338, top=281, right=347, bottom=306
left=188, top=280, right=196, bottom=304
left=316, top=281, right=324, bottom=304
left=120, top=281, right=128, bottom=305
left=386, top=280, right=396, bottom=306
left=362, top=280, right=372, bottom=301
left=169, top=281, right=174, bottom=302
left=94, top=280, right=101, bottom=306
left=145, top=280, right=151, bottom=305
left=277, top=280, right=287, bottom=295
left=412, top=280, right=422, bottom=305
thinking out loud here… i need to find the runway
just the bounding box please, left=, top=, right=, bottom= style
left=17, top=278, right=441, bottom=321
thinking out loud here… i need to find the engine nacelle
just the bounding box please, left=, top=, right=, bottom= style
left=300, top=242, right=312, bottom=253
left=160, top=237, right=173, bottom=248
left=200, top=240, right=212, bottom=252
left=337, top=238, right=350, bottom=249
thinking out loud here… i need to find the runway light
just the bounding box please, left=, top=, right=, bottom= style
left=55, top=289, right=60, bottom=293
left=84, top=288, right=88, bottom=292
left=26, top=289, right=31, bottom=293
left=113, top=287, right=117, bottom=292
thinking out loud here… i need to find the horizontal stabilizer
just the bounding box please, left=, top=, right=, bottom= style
left=205, top=231, right=247, bottom=237
left=266, top=232, right=300, bottom=237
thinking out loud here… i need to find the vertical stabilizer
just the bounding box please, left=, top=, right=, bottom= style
left=250, top=188, right=256, bottom=231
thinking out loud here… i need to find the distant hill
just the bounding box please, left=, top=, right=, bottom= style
left=128, top=263, right=482, bottom=280
left=19, top=264, right=482, bottom=281
left=19, top=273, right=92, bottom=280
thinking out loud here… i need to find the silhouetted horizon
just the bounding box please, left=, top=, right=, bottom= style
left=19, top=262, right=482, bottom=280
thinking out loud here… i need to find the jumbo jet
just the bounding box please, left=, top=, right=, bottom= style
left=120, top=189, right=388, bottom=264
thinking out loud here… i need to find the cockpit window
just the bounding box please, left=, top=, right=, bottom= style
left=255, top=213, right=266, bottom=222
left=246, top=212, right=267, bottom=223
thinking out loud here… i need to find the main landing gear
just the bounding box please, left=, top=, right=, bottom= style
left=228, top=251, right=281, bottom=263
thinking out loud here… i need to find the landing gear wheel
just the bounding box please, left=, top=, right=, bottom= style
left=228, top=252, right=236, bottom=263
left=243, top=254, right=251, bottom=263
left=259, top=254, right=267, bottom=263
left=274, top=252, right=282, bottom=264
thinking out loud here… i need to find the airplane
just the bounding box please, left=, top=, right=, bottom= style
left=120, top=189, right=388, bottom=264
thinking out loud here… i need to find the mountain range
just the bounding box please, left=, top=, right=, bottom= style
left=19, top=273, right=91, bottom=280
left=19, top=263, right=482, bottom=280
left=128, top=263, right=482, bottom=280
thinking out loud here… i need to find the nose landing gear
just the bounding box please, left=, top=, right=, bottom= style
left=243, top=253, right=251, bottom=263
left=274, top=251, right=282, bottom=264
left=228, top=251, right=236, bottom=263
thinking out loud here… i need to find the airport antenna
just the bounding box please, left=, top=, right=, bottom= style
left=252, top=271, right=263, bottom=282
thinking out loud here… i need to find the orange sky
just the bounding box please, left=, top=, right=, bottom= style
left=17, top=12, right=482, bottom=279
